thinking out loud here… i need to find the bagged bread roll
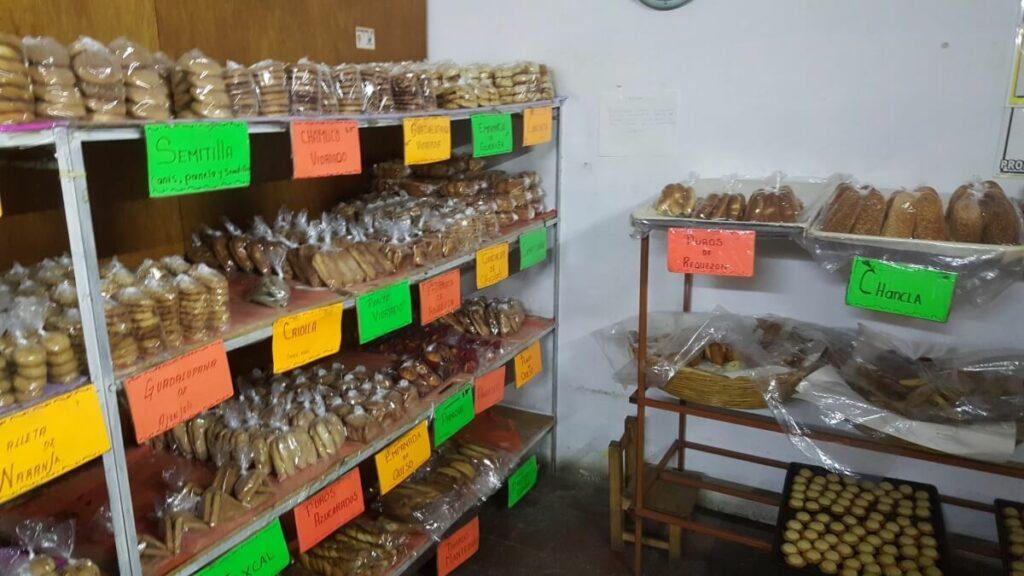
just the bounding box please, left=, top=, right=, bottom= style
left=821, top=183, right=862, bottom=233
left=946, top=183, right=984, bottom=243
left=980, top=180, right=1021, bottom=245
left=173, top=49, right=231, bottom=119
left=69, top=36, right=126, bottom=123
left=850, top=187, right=885, bottom=236
left=881, top=189, right=916, bottom=238
left=109, top=37, right=170, bottom=121
left=0, top=33, right=35, bottom=125
left=911, top=186, right=948, bottom=241
left=24, top=36, right=85, bottom=120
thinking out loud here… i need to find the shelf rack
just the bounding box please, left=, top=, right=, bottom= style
left=628, top=226, right=1023, bottom=574
left=0, top=97, right=564, bottom=576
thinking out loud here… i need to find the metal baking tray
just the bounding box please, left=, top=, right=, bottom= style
left=995, top=498, right=1024, bottom=576
left=773, top=462, right=951, bottom=576
left=631, top=175, right=844, bottom=239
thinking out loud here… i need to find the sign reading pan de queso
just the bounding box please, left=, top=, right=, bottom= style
left=145, top=122, right=251, bottom=197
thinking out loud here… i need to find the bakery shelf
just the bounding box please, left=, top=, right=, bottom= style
left=114, top=214, right=558, bottom=386
left=138, top=319, right=554, bottom=576
left=628, top=389, right=1024, bottom=481
left=0, top=98, right=564, bottom=150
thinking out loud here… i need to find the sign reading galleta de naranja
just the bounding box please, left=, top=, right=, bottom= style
left=0, top=384, right=110, bottom=504
left=290, top=120, right=362, bottom=178
left=294, top=469, right=365, bottom=553
left=144, top=122, right=251, bottom=197
left=124, top=340, right=233, bottom=443
left=666, top=228, right=755, bottom=277
left=272, top=303, right=344, bottom=373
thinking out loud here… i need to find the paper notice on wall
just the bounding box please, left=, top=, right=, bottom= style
left=598, top=90, right=680, bottom=157
left=998, top=107, right=1024, bottom=176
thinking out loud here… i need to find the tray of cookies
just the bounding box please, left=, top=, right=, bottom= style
left=773, top=462, right=949, bottom=576
left=996, top=499, right=1024, bottom=576
left=632, top=175, right=842, bottom=238
left=807, top=180, right=1024, bottom=261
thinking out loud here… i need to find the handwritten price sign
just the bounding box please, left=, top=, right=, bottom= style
left=375, top=421, right=430, bottom=494
left=403, top=117, right=451, bottom=165
left=294, top=469, right=365, bottom=552
left=291, top=120, right=361, bottom=178
left=514, top=341, right=542, bottom=388
left=419, top=269, right=461, bottom=326
left=666, top=228, right=755, bottom=277
left=272, top=304, right=343, bottom=373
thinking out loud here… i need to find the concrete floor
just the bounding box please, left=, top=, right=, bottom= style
left=440, top=473, right=1005, bottom=576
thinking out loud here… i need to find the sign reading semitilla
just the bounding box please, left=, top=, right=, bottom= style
left=144, top=123, right=251, bottom=197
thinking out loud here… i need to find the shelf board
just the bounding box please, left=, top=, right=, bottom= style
left=115, top=214, right=558, bottom=385
left=0, top=98, right=565, bottom=150
left=629, top=390, right=1024, bottom=479
left=138, top=317, right=555, bottom=576
left=630, top=205, right=804, bottom=239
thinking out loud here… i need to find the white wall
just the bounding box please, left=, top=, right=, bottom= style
left=429, top=0, right=1024, bottom=540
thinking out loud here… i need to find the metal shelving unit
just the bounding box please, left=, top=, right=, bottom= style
left=0, top=97, right=564, bottom=576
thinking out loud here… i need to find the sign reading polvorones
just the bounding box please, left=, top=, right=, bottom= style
left=145, top=122, right=251, bottom=197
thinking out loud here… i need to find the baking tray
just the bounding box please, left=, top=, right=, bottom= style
left=772, top=462, right=951, bottom=576
left=631, top=175, right=844, bottom=239
left=995, top=498, right=1024, bottom=576
left=805, top=185, right=1024, bottom=263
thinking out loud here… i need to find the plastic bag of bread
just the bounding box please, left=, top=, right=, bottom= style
left=0, top=33, right=35, bottom=125
left=289, top=58, right=322, bottom=116
left=316, top=62, right=340, bottom=115
left=250, top=59, right=289, bottom=116
left=173, top=49, right=231, bottom=119
left=6, top=296, right=49, bottom=403
left=24, top=36, right=85, bottom=120
left=0, top=518, right=102, bottom=576
left=69, top=36, right=126, bottom=123
left=359, top=62, right=395, bottom=113
left=333, top=63, right=364, bottom=114
left=223, top=60, right=260, bottom=117
left=247, top=240, right=291, bottom=308
left=109, top=37, right=171, bottom=121
left=189, top=263, right=230, bottom=333
left=949, top=180, right=1023, bottom=245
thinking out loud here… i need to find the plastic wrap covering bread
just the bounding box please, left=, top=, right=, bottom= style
left=23, top=36, right=84, bottom=121
left=633, top=173, right=841, bottom=239
left=223, top=60, right=259, bottom=117
left=0, top=257, right=91, bottom=409
left=0, top=519, right=102, bottom=576
left=110, top=37, right=171, bottom=121
left=376, top=438, right=506, bottom=540
left=147, top=361, right=421, bottom=482
left=360, top=63, right=394, bottom=113
left=299, top=513, right=413, bottom=575
left=0, top=33, right=36, bottom=125
left=804, top=179, right=1024, bottom=305
left=68, top=37, right=126, bottom=123
left=172, top=49, right=231, bottom=119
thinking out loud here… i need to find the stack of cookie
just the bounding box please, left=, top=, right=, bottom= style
left=110, top=38, right=170, bottom=121
left=42, top=332, right=79, bottom=385
left=224, top=61, right=259, bottom=117
left=69, top=37, right=126, bottom=123
left=191, top=264, right=230, bottom=333
left=360, top=63, right=394, bottom=113
left=24, top=36, right=85, bottom=120
left=142, top=278, right=183, bottom=348
left=251, top=60, right=289, bottom=116
left=106, top=299, right=140, bottom=371
left=0, top=355, right=11, bottom=407
left=391, top=63, right=426, bottom=111
left=318, top=63, right=340, bottom=115
left=12, top=342, right=46, bottom=403
left=288, top=59, right=321, bottom=115
left=116, top=287, right=163, bottom=359
left=174, top=274, right=210, bottom=343
left=173, top=49, right=231, bottom=119
left=538, top=65, right=555, bottom=100
left=0, top=34, right=34, bottom=125
left=474, top=65, right=500, bottom=107
left=437, top=65, right=478, bottom=110
left=333, top=64, right=364, bottom=114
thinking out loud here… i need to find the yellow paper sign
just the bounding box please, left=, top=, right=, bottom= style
left=272, top=303, right=343, bottom=373
left=403, top=117, right=451, bottom=165
left=476, top=243, right=509, bottom=289
left=0, top=385, right=110, bottom=504
left=375, top=420, right=431, bottom=495
left=514, top=341, right=543, bottom=388
left=522, top=107, right=553, bottom=147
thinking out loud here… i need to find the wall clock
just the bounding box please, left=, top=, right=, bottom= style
left=638, top=0, right=693, bottom=10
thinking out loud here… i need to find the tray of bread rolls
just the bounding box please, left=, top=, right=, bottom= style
left=807, top=180, right=1024, bottom=261
left=632, top=175, right=842, bottom=239
left=773, top=462, right=950, bottom=576
left=995, top=499, right=1024, bottom=576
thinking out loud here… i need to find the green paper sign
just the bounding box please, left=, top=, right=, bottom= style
left=144, top=122, right=251, bottom=197
left=507, top=455, right=538, bottom=508
left=357, top=280, right=413, bottom=343
left=471, top=113, right=513, bottom=158
left=519, top=227, right=548, bottom=270
left=196, top=519, right=290, bottom=576
left=433, top=384, right=474, bottom=446
left=846, top=257, right=956, bottom=323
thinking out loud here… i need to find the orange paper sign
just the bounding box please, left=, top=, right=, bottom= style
left=294, top=469, right=365, bottom=553
left=419, top=269, right=461, bottom=325
left=514, top=341, right=542, bottom=388
left=476, top=243, right=509, bottom=289
left=522, top=107, right=553, bottom=147
left=474, top=366, right=506, bottom=414
left=124, top=341, right=233, bottom=443
left=291, top=120, right=362, bottom=178
left=437, top=517, right=480, bottom=576
left=666, top=228, right=755, bottom=277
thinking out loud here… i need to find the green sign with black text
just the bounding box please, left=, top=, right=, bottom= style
left=845, top=257, right=956, bottom=322
left=144, top=122, right=251, bottom=197
left=471, top=114, right=513, bottom=157
left=196, top=519, right=290, bottom=576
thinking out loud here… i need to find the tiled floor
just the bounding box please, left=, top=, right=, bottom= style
left=443, top=473, right=1005, bottom=576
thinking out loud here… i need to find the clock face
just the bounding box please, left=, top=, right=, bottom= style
left=639, top=0, right=693, bottom=9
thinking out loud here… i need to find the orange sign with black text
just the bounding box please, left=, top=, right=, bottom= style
left=437, top=517, right=480, bottom=576
left=666, top=228, right=755, bottom=277
left=294, top=469, right=365, bottom=552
